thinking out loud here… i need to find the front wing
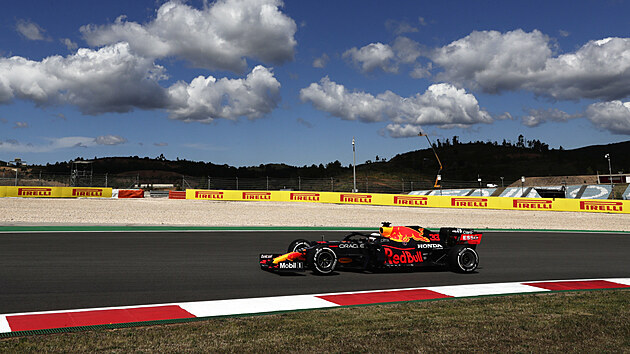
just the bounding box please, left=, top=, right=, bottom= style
left=260, top=253, right=306, bottom=272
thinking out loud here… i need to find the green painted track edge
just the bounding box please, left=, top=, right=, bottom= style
left=1, top=287, right=627, bottom=338
left=0, top=225, right=628, bottom=234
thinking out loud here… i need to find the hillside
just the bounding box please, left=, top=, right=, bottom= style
left=25, top=139, right=630, bottom=186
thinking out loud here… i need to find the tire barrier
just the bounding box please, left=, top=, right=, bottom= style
left=115, top=189, right=144, bottom=198
left=186, top=189, right=629, bottom=214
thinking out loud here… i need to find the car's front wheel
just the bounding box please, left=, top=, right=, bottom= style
left=287, top=239, right=311, bottom=253
left=309, top=247, right=337, bottom=275
left=448, top=245, right=479, bottom=273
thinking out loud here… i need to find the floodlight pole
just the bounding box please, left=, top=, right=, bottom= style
left=9, top=158, right=25, bottom=186
left=605, top=153, right=613, bottom=194
left=419, top=132, right=443, bottom=188
left=352, top=137, right=357, bottom=193
left=478, top=175, right=482, bottom=196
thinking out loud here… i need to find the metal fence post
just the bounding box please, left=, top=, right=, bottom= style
left=236, top=176, right=239, bottom=190
left=298, top=176, right=301, bottom=191
left=331, top=177, right=333, bottom=192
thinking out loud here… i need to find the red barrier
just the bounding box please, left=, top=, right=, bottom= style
left=118, top=189, right=144, bottom=198
left=169, top=191, right=186, bottom=199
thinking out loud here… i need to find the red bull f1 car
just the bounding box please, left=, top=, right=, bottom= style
left=259, top=223, right=482, bottom=275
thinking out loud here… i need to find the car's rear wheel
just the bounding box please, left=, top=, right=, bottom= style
left=309, top=247, right=337, bottom=275
left=287, top=239, right=311, bottom=253
left=448, top=245, right=478, bottom=273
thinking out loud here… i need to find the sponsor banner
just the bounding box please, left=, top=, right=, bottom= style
left=3, top=187, right=112, bottom=198
left=184, top=189, right=629, bottom=214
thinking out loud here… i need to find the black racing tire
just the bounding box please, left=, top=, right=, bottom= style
left=287, top=239, right=311, bottom=253
left=448, top=245, right=479, bottom=273
left=308, top=247, right=337, bottom=275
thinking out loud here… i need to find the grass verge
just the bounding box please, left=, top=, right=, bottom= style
left=1, top=290, right=628, bottom=352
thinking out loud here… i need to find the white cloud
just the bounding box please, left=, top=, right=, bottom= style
left=312, top=53, right=329, bottom=68
left=392, top=36, right=423, bottom=64
left=61, top=38, right=78, bottom=50
left=0, top=42, right=168, bottom=114
left=431, top=30, right=630, bottom=101
left=431, top=29, right=552, bottom=94
left=585, top=100, right=630, bottom=134
left=16, top=19, right=50, bottom=41
left=385, top=19, right=419, bottom=35
left=13, top=121, right=29, bottom=129
left=300, top=77, right=492, bottom=137
left=80, top=0, right=297, bottom=72
left=95, top=135, right=127, bottom=145
left=0, top=136, right=118, bottom=153
left=296, top=117, right=313, bottom=128
left=343, top=43, right=397, bottom=73
left=167, top=65, right=281, bottom=122
left=0, top=44, right=281, bottom=121
left=344, top=37, right=427, bottom=78
left=410, top=63, right=432, bottom=79
left=521, top=108, right=582, bottom=127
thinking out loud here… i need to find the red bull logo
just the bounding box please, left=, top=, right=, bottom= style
left=513, top=199, right=553, bottom=209
left=243, top=192, right=272, bottom=200
left=380, top=226, right=430, bottom=243
left=17, top=187, right=52, bottom=196
left=340, top=194, right=372, bottom=203
left=451, top=197, right=488, bottom=208
left=195, top=191, right=224, bottom=199
left=393, top=195, right=428, bottom=206
left=290, top=192, right=320, bottom=202
left=72, top=188, right=103, bottom=197
left=384, top=247, right=423, bottom=264
left=273, top=252, right=305, bottom=264
left=580, top=201, right=623, bottom=212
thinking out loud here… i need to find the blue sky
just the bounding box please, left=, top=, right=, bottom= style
left=1, top=0, right=630, bottom=167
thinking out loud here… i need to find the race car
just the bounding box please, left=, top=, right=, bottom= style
left=259, top=223, right=482, bottom=275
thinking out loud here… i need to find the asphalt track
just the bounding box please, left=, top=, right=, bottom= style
left=1, top=230, right=629, bottom=314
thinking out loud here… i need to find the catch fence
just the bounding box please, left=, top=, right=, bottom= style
left=0, top=171, right=503, bottom=194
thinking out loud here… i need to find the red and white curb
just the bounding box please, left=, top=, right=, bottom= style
left=1, top=278, right=628, bottom=334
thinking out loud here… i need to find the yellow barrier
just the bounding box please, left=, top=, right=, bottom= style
left=186, top=189, right=629, bottom=214
left=3, top=186, right=113, bottom=198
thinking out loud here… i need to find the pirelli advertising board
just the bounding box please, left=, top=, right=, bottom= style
left=1, top=186, right=112, bottom=198
left=186, top=189, right=629, bottom=214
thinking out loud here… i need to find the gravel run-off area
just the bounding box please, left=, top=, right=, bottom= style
left=0, top=198, right=628, bottom=231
